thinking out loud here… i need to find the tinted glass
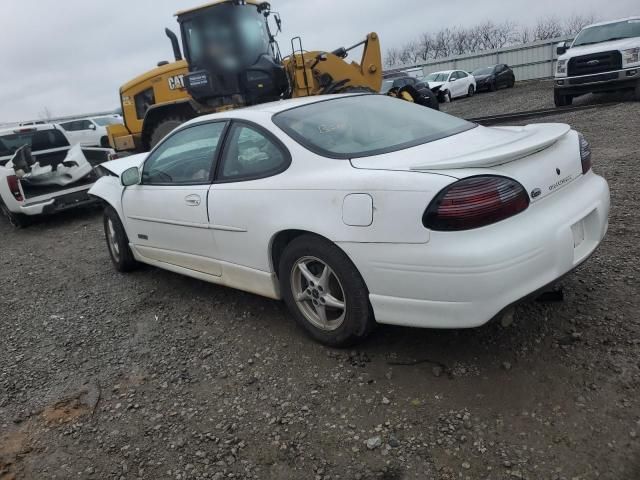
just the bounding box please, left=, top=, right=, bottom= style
left=457, top=71, right=468, bottom=78
left=142, top=122, right=225, bottom=185
left=472, top=66, right=495, bottom=75
left=135, top=88, right=155, bottom=120
left=93, top=117, right=121, bottom=126
left=273, top=95, right=475, bottom=159
left=0, top=129, right=69, bottom=157
left=219, top=124, right=288, bottom=181
left=573, top=19, right=640, bottom=46
left=59, top=121, right=75, bottom=131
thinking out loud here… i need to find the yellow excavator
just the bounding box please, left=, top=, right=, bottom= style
left=108, top=0, right=385, bottom=153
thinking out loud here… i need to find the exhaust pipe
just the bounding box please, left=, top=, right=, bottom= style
left=165, top=28, right=183, bottom=61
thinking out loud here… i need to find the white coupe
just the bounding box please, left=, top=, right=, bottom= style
left=89, top=94, right=610, bottom=346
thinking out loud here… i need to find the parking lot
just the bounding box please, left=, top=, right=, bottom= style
left=1, top=81, right=639, bottom=480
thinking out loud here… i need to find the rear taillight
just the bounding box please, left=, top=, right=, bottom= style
left=6, top=175, right=23, bottom=202
left=578, top=133, right=592, bottom=174
left=423, top=175, right=529, bottom=231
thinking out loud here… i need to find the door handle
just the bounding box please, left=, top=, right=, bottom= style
left=185, top=194, right=201, bottom=206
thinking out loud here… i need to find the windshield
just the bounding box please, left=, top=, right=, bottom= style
left=182, top=4, right=272, bottom=72
left=380, top=79, right=395, bottom=93
left=573, top=19, right=640, bottom=46
left=425, top=72, right=449, bottom=82
left=472, top=67, right=495, bottom=76
left=0, top=129, right=69, bottom=158
left=93, top=117, right=121, bottom=127
left=273, top=95, right=475, bottom=159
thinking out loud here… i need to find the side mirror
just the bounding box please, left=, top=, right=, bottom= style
left=556, top=42, right=568, bottom=56
left=88, top=124, right=97, bottom=130
left=121, top=167, right=141, bottom=187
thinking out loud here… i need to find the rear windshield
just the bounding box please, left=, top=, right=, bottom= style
left=272, top=94, right=474, bottom=159
left=573, top=19, right=640, bottom=46
left=0, top=129, right=70, bottom=157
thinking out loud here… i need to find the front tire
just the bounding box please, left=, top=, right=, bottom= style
left=103, top=206, right=138, bottom=272
left=554, top=91, right=573, bottom=107
left=279, top=235, right=374, bottom=347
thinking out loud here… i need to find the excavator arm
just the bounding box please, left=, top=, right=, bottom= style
left=283, top=33, right=383, bottom=97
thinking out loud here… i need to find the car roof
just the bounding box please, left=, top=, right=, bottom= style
left=428, top=70, right=454, bottom=75
left=0, top=124, right=58, bottom=135
left=583, top=16, right=640, bottom=29
left=183, top=94, right=365, bottom=126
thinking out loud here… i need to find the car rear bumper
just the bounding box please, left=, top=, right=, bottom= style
left=17, top=189, right=97, bottom=216
left=555, top=67, right=640, bottom=95
left=338, top=172, right=610, bottom=329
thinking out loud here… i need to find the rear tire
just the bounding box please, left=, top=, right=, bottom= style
left=103, top=206, right=138, bottom=272
left=149, top=117, right=187, bottom=150
left=0, top=200, right=30, bottom=228
left=634, top=80, right=640, bottom=101
left=467, top=85, right=475, bottom=97
left=554, top=91, right=573, bottom=107
left=279, top=234, right=374, bottom=347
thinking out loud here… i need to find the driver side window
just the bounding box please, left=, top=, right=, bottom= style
left=142, top=122, right=226, bottom=185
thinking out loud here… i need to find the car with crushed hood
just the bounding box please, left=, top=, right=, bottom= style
left=0, top=124, right=114, bottom=227
left=425, top=70, right=477, bottom=102
left=88, top=93, right=609, bottom=347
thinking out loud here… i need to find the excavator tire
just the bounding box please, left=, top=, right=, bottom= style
left=392, top=85, right=439, bottom=111
left=149, top=116, right=189, bottom=149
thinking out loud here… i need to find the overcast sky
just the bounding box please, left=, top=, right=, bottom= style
left=1, top=0, right=637, bottom=123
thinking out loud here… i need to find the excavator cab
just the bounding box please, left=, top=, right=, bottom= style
left=175, top=0, right=288, bottom=107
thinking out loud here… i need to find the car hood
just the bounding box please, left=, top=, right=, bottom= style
left=100, top=153, right=147, bottom=176
left=427, top=81, right=445, bottom=89
left=559, top=36, right=640, bottom=60
left=350, top=123, right=571, bottom=171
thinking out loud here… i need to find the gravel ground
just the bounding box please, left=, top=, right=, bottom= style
left=440, top=78, right=638, bottom=118
left=1, top=82, right=639, bottom=480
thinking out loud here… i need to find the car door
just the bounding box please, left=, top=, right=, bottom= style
left=449, top=72, right=461, bottom=97
left=59, top=121, right=81, bottom=146
left=122, top=121, right=228, bottom=276
left=208, top=121, right=291, bottom=274
left=73, top=120, right=96, bottom=146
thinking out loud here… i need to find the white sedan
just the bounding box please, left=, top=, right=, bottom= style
left=425, top=70, right=477, bottom=101
left=89, top=94, right=610, bottom=347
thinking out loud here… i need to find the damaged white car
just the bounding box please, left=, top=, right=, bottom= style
left=90, top=94, right=610, bottom=347
left=0, top=124, right=114, bottom=227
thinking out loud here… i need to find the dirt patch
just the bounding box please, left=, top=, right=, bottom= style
left=0, top=431, right=29, bottom=480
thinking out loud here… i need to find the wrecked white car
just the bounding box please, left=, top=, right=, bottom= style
left=0, top=124, right=114, bottom=227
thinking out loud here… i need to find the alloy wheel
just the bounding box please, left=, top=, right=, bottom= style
left=106, top=217, right=121, bottom=263
left=290, top=256, right=347, bottom=331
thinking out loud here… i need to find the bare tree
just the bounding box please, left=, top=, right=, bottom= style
left=533, top=16, right=564, bottom=40
left=383, top=12, right=596, bottom=68
left=39, top=107, right=53, bottom=122
left=564, top=13, right=597, bottom=35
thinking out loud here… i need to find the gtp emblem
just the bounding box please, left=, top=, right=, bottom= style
left=531, top=188, right=542, bottom=199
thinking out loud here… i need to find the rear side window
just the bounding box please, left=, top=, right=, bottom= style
left=218, top=124, right=290, bottom=181
left=135, top=88, right=155, bottom=120
left=0, top=129, right=69, bottom=156
left=273, top=94, right=475, bottom=159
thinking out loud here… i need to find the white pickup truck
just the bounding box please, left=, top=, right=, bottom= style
left=0, top=124, right=114, bottom=227
left=554, top=16, right=640, bottom=106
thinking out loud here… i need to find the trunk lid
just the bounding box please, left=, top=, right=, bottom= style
left=350, top=123, right=584, bottom=202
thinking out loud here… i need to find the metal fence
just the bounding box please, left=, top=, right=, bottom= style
left=387, top=36, right=573, bottom=81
